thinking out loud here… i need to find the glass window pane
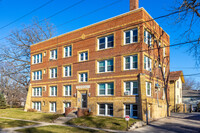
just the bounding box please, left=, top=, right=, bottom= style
left=125, top=57, right=130, bottom=69
left=107, top=83, right=114, bottom=95
left=107, top=104, right=113, bottom=116
left=107, top=35, right=114, bottom=48
left=99, top=104, right=105, bottom=115
left=99, top=61, right=105, bottom=72
left=125, top=82, right=131, bottom=91
left=133, top=29, right=138, bottom=42
left=107, top=60, right=113, bottom=71
left=99, top=38, right=105, bottom=49
left=99, top=84, right=105, bottom=95
left=125, top=31, right=130, bottom=44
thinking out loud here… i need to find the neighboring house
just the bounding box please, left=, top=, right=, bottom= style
left=182, top=89, right=200, bottom=110
left=25, top=0, right=170, bottom=121
left=169, top=71, right=185, bottom=112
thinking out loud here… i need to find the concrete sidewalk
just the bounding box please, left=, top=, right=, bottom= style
left=0, top=117, right=129, bottom=133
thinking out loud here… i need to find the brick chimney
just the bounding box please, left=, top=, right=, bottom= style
left=130, top=0, right=139, bottom=11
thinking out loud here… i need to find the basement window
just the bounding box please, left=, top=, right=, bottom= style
left=32, top=102, right=41, bottom=111
left=124, top=104, right=138, bottom=118
left=98, top=104, right=113, bottom=116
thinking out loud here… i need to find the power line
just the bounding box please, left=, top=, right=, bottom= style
left=0, top=0, right=196, bottom=42
left=0, top=0, right=86, bottom=41
left=0, top=0, right=55, bottom=30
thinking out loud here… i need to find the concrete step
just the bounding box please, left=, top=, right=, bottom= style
left=128, top=121, right=146, bottom=131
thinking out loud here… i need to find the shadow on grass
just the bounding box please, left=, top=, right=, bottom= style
left=66, top=116, right=136, bottom=131
left=17, top=128, right=53, bottom=133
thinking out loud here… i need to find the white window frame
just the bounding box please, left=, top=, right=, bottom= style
left=124, top=55, right=138, bottom=70
left=98, top=103, right=113, bottom=116
left=50, top=102, right=56, bottom=112
left=98, top=34, right=114, bottom=50
left=79, top=73, right=88, bottom=82
left=63, top=102, right=71, bottom=113
left=163, top=66, right=166, bottom=77
left=79, top=51, right=88, bottom=61
left=63, top=65, right=71, bottom=77
left=32, top=102, right=41, bottom=111
left=50, top=68, right=57, bottom=78
left=50, top=49, right=57, bottom=60
left=32, top=87, right=42, bottom=97
left=32, top=53, right=42, bottom=64
left=63, top=85, right=71, bottom=96
left=124, top=81, right=138, bottom=95
left=98, top=83, right=114, bottom=96
left=124, top=28, right=138, bottom=44
left=50, top=86, right=57, bottom=96
left=163, top=45, right=166, bottom=57
left=98, top=59, right=114, bottom=73
left=146, top=82, right=151, bottom=96
left=144, top=56, right=152, bottom=71
left=64, top=45, right=72, bottom=58
left=144, top=30, right=152, bottom=46
left=124, top=104, right=138, bottom=118
left=32, top=70, right=42, bottom=81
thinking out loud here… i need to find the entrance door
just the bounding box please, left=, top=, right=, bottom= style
left=81, top=93, right=87, bottom=108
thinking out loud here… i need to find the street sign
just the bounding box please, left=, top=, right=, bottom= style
left=125, top=115, right=130, bottom=121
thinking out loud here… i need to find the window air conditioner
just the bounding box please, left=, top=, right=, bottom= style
left=124, top=91, right=131, bottom=95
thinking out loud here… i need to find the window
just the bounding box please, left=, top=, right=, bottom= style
left=50, top=68, right=57, bottom=78
left=146, top=82, right=151, bottom=96
left=50, top=86, right=57, bottom=96
left=79, top=73, right=88, bottom=82
left=32, top=70, right=42, bottom=80
left=98, top=35, right=114, bottom=50
left=163, top=45, right=166, bottom=57
left=63, top=65, right=71, bottom=77
left=32, top=102, right=41, bottom=111
left=64, top=45, right=72, bottom=57
left=98, top=104, right=113, bottom=116
left=32, top=53, right=42, bottom=64
left=124, top=104, right=138, bottom=118
left=64, top=85, right=71, bottom=96
left=50, top=49, right=57, bottom=60
left=144, top=30, right=152, bottom=46
left=98, top=59, right=113, bottom=73
left=163, top=66, right=166, bottom=77
left=124, top=81, right=138, bottom=95
left=124, top=55, right=138, bottom=70
left=177, top=81, right=179, bottom=88
left=63, top=102, right=71, bottom=112
left=98, top=83, right=114, bottom=96
left=144, top=56, right=152, bottom=71
left=124, top=28, right=138, bottom=44
left=79, top=51, right=88, bottom=61
left=33, top=87, right=42, bottom=97
left=50, top=102, right=56, bottom=112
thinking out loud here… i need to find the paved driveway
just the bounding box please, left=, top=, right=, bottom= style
left=133, top=113, right=200, bottom=133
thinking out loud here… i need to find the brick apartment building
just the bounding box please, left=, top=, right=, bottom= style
left=25, top=0, right=170, bottom=121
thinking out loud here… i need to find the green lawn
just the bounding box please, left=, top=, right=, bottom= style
left=16, top=125, right=106, bottom=133
left=0, top=118, right=37, bottom=129
left=0, top=108, right=62, bottom=123
left=66, top=116, right=139, bottom=131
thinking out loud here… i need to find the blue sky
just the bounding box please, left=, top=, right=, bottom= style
left=0, top=0, right=199, bottom=83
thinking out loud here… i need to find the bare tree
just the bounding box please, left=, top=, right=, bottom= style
left=172, top=0, right=200, bottom=65
left=183, top=78, right=196, bottom=90
left=0, top=18, right=55, bottom=91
